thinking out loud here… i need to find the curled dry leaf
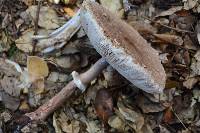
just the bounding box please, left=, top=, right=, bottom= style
left=94, top=88, right=113, bottom=123
left=27, top=56, right=49, bottom=94
left=153, top=34, right=183, bottom=46
left=155, top=6, right=183, bottom=18
left=27, top=56, right=49, bottom=81
left=63, top=7, right=76, bottom=17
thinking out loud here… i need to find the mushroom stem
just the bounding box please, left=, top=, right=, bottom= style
left=25, top=58, right=108, bottom=121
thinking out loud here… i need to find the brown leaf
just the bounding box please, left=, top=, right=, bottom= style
left=63, top=7, right=76, bottom=17
left=163, top=107, right=174, bottom=123
left=27, top=56, right=49, bottom=82
left=94, top=89, right=113, bottom=123
left=153, top=34, right=183, bottom=46
left=183, top=77, right=198, bottom=89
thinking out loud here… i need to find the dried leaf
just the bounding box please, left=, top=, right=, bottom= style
left=94, top=89, right=113, bottom=123
left=63, top=0, right=77, bottom=5
left=100, top=0, right=123, bottom=17
left=163, top=107, right=174, bottom=123
left=118, top=100, right=144, bottom=132
left=0, top=91, right=20, bottom=111
left=0, top=32, right=11, bottom=52
left=63, top=7, right=76, bottom=17
left=0, top=111, right=12, bottom=122
left=191, top=50, right=200, bottom=76
left=154, top=34, right=183, bottom=46
left=108, top=115, right=125, bottom=131
left=183, top=0, right=198, bottom=10
left=55, top=55, right=80, bottom=69
left=183, top=77, right=198, bottom=89
left=136, top=95, right=166, bottom=113
left=19, top=100, right=30, bottom=111
left=53, top=111, right=80, bottom=133
left=0, top=59, right=22, bottom=97
left=26, top=6, right=60, bottom=30
left=27, top=56, right=49, bottom=81
left=196, top=21, right=200, bottom=45
left=15, top=30, right=34, bottom=53
left=85, top=121, right=101, bottom=133
left=155, top=6, right=183, bottom=17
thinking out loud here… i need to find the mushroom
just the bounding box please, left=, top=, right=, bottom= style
left=24, top=1, right=166, bottom=122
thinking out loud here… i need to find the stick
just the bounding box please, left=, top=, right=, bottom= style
left=31, top=0, right=41, bottom=55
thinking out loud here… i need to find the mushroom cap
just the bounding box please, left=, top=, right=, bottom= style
left=80, top=1, right=166, bottom=93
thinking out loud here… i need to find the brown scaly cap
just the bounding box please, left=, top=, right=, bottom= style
left=80, top=1, right=166, bottom=93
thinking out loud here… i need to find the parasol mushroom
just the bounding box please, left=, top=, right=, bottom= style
left=21, top=1, right=166, bottom=124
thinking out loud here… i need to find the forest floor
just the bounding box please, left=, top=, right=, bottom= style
left=0, top=0, right=200, bottom=132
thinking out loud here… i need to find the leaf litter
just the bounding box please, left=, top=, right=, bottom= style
left=0, top=0, right=200, bottom=132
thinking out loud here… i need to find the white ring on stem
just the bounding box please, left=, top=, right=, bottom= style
left=71, top=71, right=87, bottom=92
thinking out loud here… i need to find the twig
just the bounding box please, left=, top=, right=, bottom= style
left=171, top=107, right=187, bottom=130
left=31, top=0, right=41, bottom=55
left=142, top=16, right=194, bottom=34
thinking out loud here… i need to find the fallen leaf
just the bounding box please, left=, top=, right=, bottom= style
left=63, top=0, right=77, bottom=5
left=163, top=107, right=174, bottom=123
left=0, top=31, right=11, bottom=52
left=0, top=111, right=12, bottom=122
left=100, top=0, right=123, bottom=17
left=190, top=50, right=200, bottom=76
left=19, top=100, right=30, bottom=111
left=0, top=91, right=20, bottom=111
left=26, top=6, right=60, bottom=30
left=27, top=56, right=49, bottom=82
left=94, top=89, right=113, bottom=123
left=15, top=29, right=34, bottom=53
left=21, top=0, right=34, bottom=6
left=85, top=121, right=101, bottom=133
left=155, top=6, right=183, bottom=18
left=63, top=7, right=75, bottom=17
left=108, top=115, right=125, bottom=131
left=153, top=34, right=183, bottom=46
left=136, top=95, right=166, bottom=113
left=0, top=58, right=22, bottom=97
left=183, top=77, right=198, bottom=89
left=53, top=110, right=80, bottom=133
left=16, top=28, right=55, bottom=52
left=183, top=0, right=198, bottom=10
left=55, top=55, right=81, bottom=70
left=118, top=100, right=144, bottom=132
left=196, top=21, right=200, bottom=45
left=128, top=20, right=157, bottom=36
